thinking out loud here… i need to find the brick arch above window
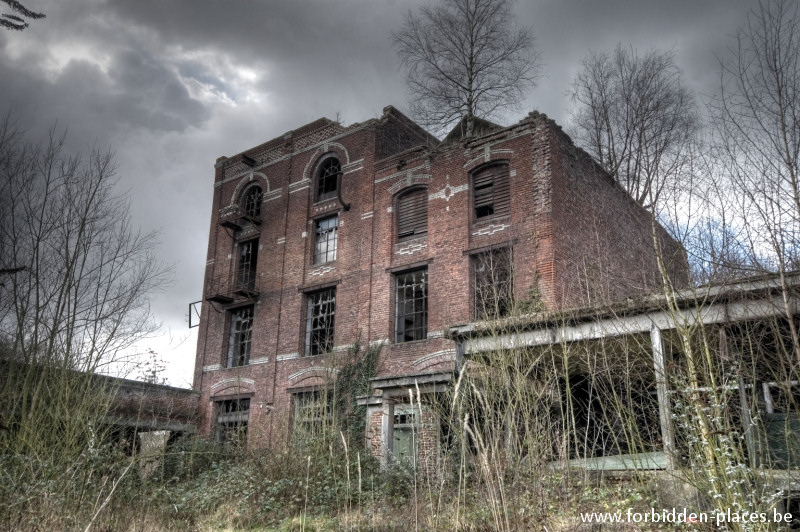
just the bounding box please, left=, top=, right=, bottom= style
left=471, top=162, right=510, bottom=221
left=396, top=187, right=428, bottom=241
left=227, top=172, right=271, bottom=208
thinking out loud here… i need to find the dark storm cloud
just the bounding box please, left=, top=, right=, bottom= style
left=107, top=49, right=210, bottom=131
left=101, top=0, right=412, bottom=121
left=0, top=42, right=208, bottom=138
left=1, top=0, right=770, bottom=385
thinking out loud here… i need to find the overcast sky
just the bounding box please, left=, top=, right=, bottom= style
left=0, top=0, right=762, bottom=387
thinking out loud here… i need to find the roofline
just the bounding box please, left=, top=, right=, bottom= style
left=448, top=271, right=800, bottom=347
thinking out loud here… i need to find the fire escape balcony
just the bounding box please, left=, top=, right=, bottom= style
left=205, top=273, right=260, bottom=304
left=219, top=206, right=262, bottom=231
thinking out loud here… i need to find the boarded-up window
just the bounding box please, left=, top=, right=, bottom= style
left=472, top=163, right=510, bottom=220
left=397, top=188, right=428, bottom=240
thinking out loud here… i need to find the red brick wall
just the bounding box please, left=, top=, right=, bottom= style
left=192, top=108, right=687, bottom=449
left=543, top=113, right=689, bottom=307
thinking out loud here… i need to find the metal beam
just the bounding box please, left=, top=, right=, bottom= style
left=462, top=294, right=799, bottom=354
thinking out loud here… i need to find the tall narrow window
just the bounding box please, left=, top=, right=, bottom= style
left=396, top=188, right=428, bottom=240
left=473, top=248, right=513, bottom=319
left=227, top=306, right=253, bottom=367
left=395, top=269, right=428, bottom=343
left=314, top=215, right=338, bottom=264
left=306, top=287, right=336, bottom=356
left=237, top=239, right=258, bottom=291
left=216, top=398, right=250, bottom=445
left=472, top=163, right=510, bottom=220
left=316, top=158, right=341, bottom=202
left=243, top=185, right=263, bottom=219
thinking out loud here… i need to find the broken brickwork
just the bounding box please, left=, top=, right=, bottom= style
left=193, top=105, right=687, bottom=464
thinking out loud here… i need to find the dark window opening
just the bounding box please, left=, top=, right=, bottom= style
left=317, top=158, right=341, bottom=202
left=243, top=185, right=263, bottom=219
left=237, top=239, right=258, bottom=291
left=314, top=215, right=338, bottom=264
left=473, top=247, right=513, bottom=319
left=294, top=390, right=333, bottom=436
left=227, top=306, right=253, bottom=367
left=395, top=269, right=427, bottom=343
left=216, top=398, right=250, bottom=445
left=782, top=496, right=800, bottom=529
left=472, top=163, right=510, bottom=220
left=305, top=287, right=336, bottom=356
left=563, top=375, right=661, bottom=460
left=397, top=188, right=428, bottom=240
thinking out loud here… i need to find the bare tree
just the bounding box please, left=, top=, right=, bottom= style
left=0, top=115, right=169, bottom=456
left=570, top=45, right=698, bottom=210
left=711, top=0, right=800, bottom=365
left=393, top=0, right=538, bottom=137
left=0, top=0, right=44, bottom=31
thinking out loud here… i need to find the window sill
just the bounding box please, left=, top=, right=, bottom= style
left=392, top=338, right=430, bottom=347
left=472, top=214, right=510, bottom=227
left=311, top=199, right=339, bottom=213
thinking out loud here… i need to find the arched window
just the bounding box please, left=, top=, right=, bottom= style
left=242, top=185, right=263, bottom=219
left=396, top=188, right=428, bottom=240
left=316, top=157, right=341, bottom=202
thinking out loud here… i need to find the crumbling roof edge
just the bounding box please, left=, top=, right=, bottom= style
left=448, top=270, right=800, bottom=340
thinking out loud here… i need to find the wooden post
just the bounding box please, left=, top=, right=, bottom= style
left=651, top=326, right=676, bottom=469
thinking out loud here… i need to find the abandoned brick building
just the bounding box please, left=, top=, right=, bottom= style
left=192, top=105, right=687, bottom=466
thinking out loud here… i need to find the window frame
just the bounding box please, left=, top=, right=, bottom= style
left=226, top=305, right=254, bottom=367
left=394, top=268, right=428, bottom=343
left=313, top=214, right=338, bottom=264
left=472, top=247, right=513, bottom=320
left=242, top=184, right=263, bottom=219
left=396, top=187, right=428, bottom=241
left=236, top=238, right=259, bottom=291
left=293, top=390, right=333, bottom=436
left=471, top=162, right=511, bottom=222
left=215, top=397, right=250, bottom=445
left=305, top=287, right=336, bottom=357
left=316, top=157, right=341, bottom=203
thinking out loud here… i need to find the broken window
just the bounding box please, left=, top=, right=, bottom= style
left=472, top=247, right=513, bottom=319
left=237, top=239, right=258, bottom=291
left=395, top=269, right=427, bottom=343
left=227, top=306, right=253, bottom=367
left=216, top=397, right=250, bottom=445
left=242, top=185, right=263, bottom=219
left=472, top=162, right=510, bottom=220
left=313, top=215, right=338, bottom=264
left=396, top=187, right=428, bottom=240
left=293, top=390, right=332, bottom=436
left=305, top=287, right=336, bottom=356
left=316, top=157, right=341, bottom=202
